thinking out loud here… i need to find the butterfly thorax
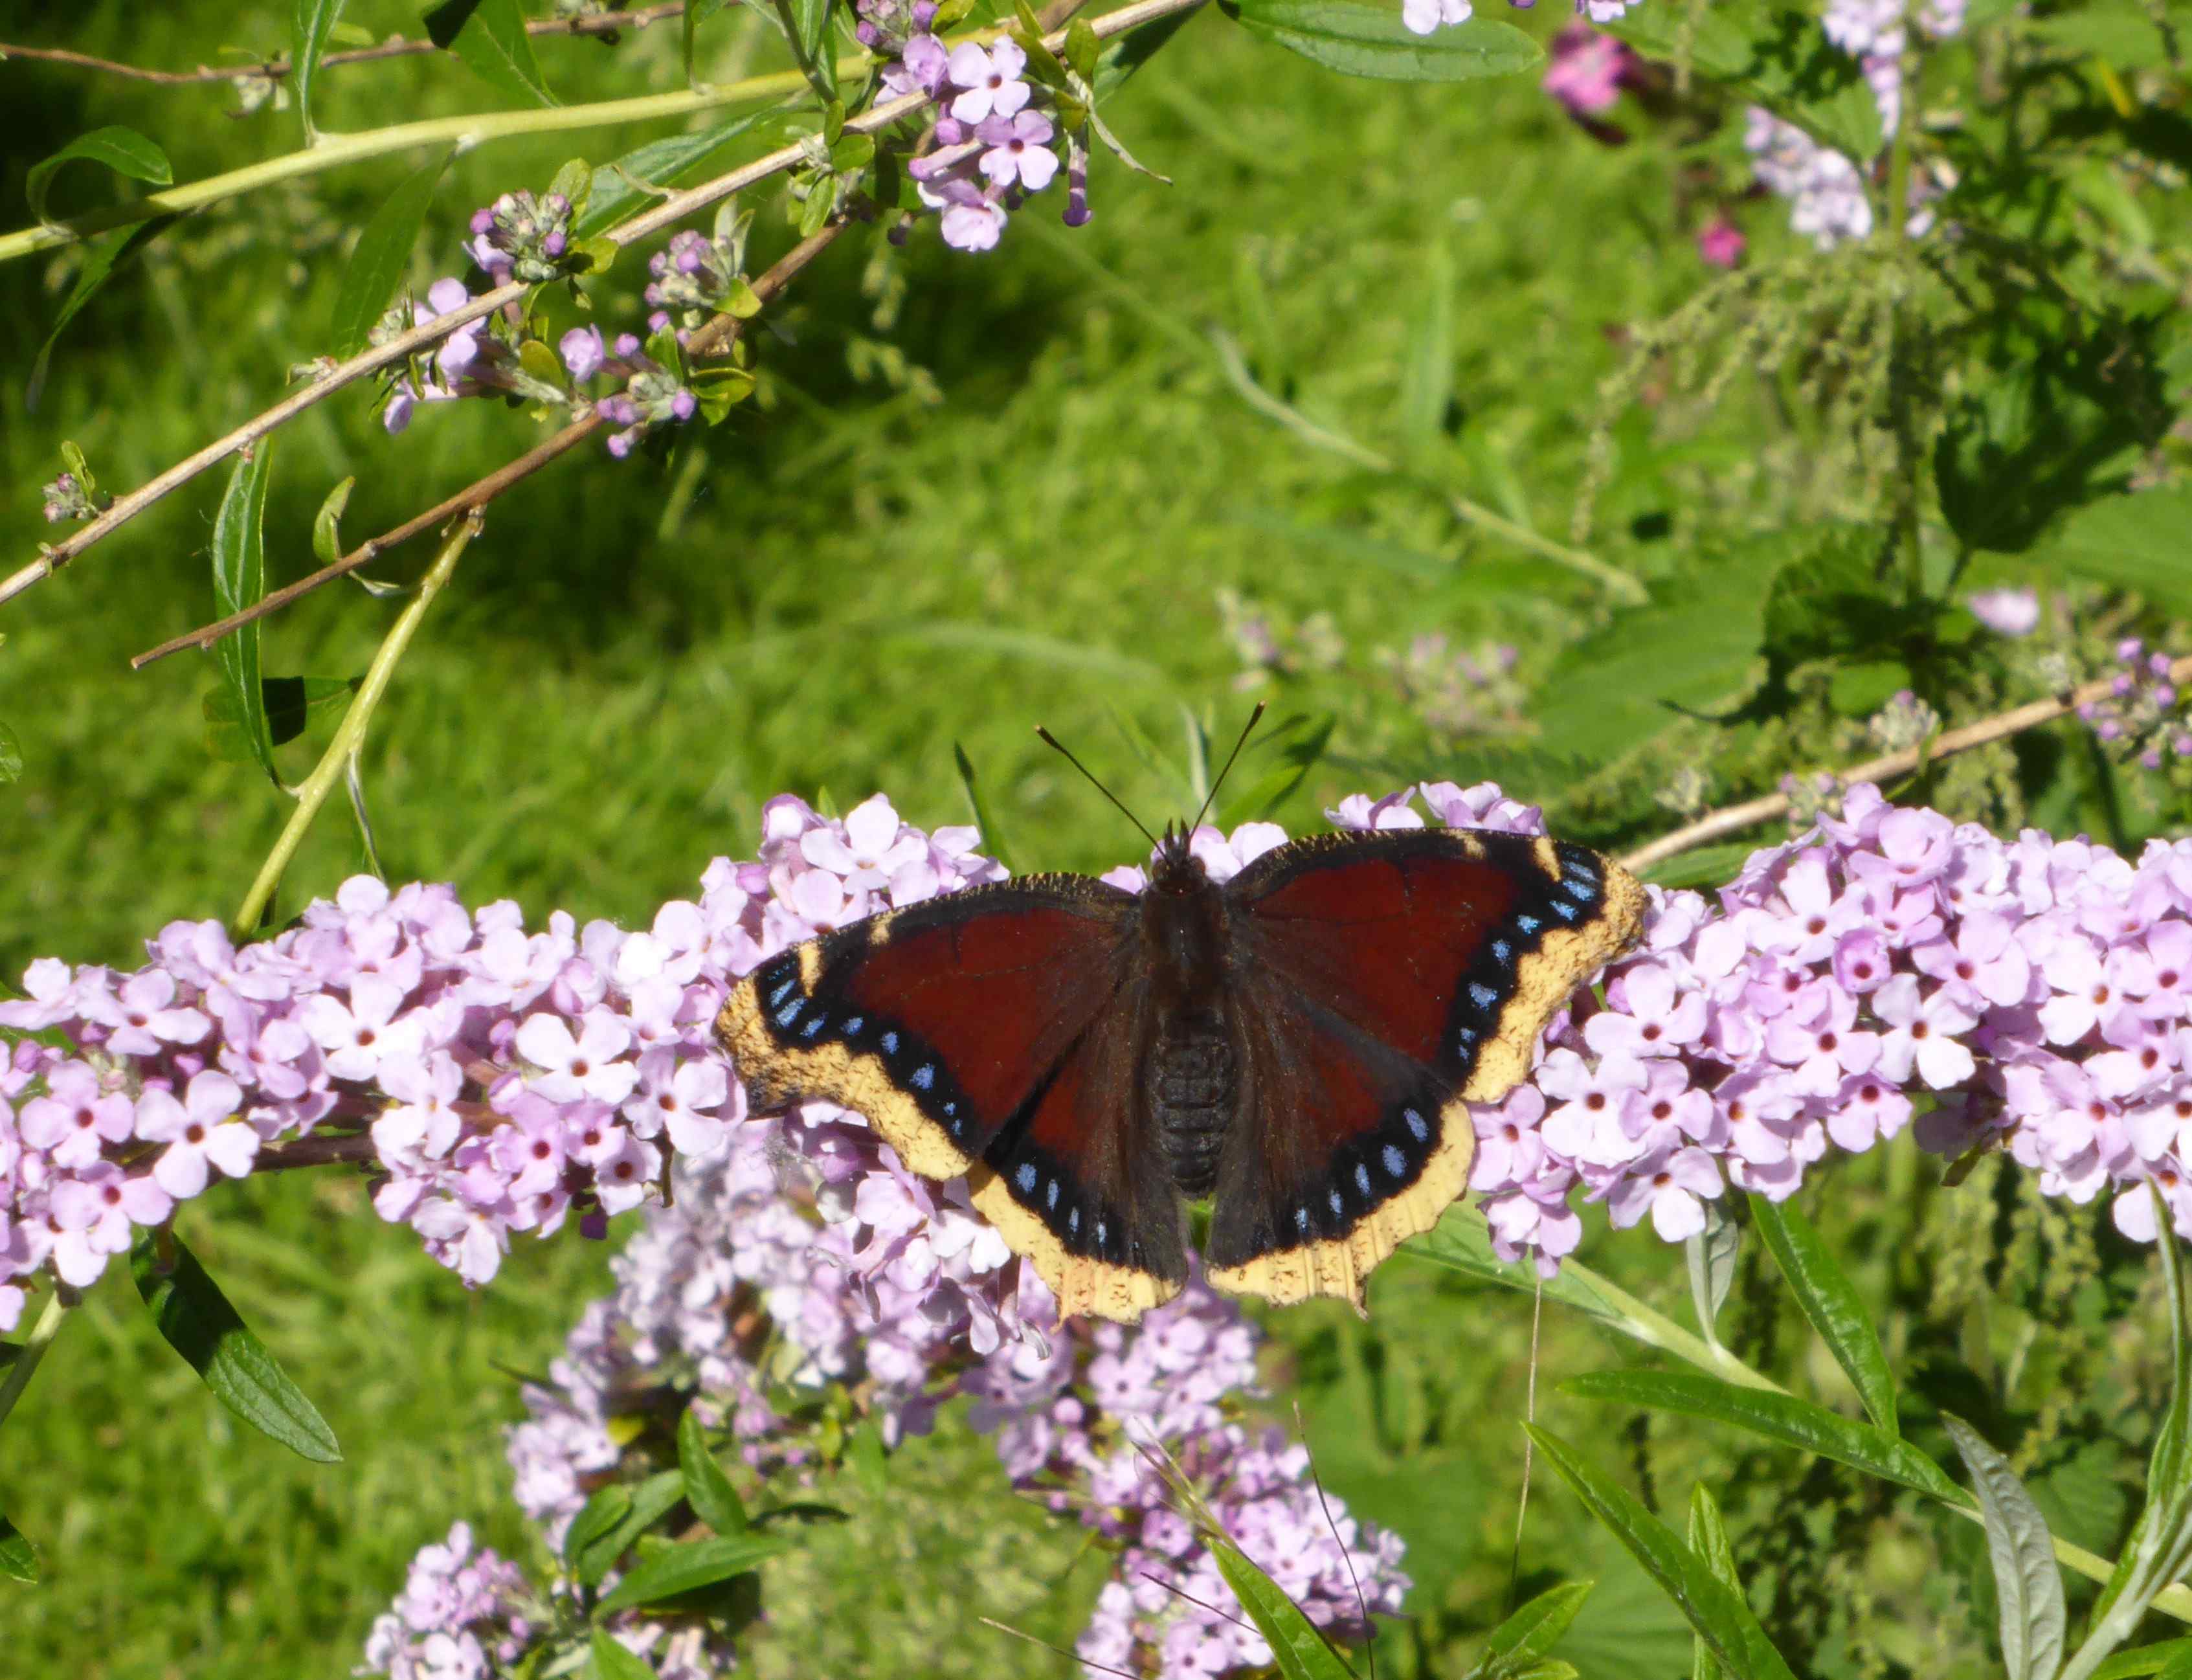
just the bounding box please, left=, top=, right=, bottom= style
left=1139, top=845, right=1238, bottom=1199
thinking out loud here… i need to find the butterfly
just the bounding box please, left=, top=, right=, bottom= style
left=717, top=801, right=1644, bottom=1323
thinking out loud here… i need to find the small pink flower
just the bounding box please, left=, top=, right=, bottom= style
left=1697, top=214, right=1746, bottom=269
left=946, top=40, right=1030, bottom=125
left=135, top=1072, right=258, bottom=1199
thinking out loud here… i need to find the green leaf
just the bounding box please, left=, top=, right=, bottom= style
left=1562, top=1370, right=1965, bottom=1504
left=27, top=126, right=172, bottom=227
left=1478, top=1580, right=1593, bottom=1675
left=0, top=720, right=21, bottom=786
left=1231, top=514, right=1451, bottom=581
left=1526, top=1424, right=1800, bottom=1680
left=1223, top=0, right=1541, bottom=82
left=1607, top=1, right=1880, bottom=160
left=683, top=0, right=703, bottom=83
left=1533, top=544, right=1776, bottom=759
left=423, top=0, right=559, bottom=107
left=1397, top=238, right=1453, bottom=462
left=1759, top=524, right=1904, bottom=679
left=1941, top=1414, right=2067, bottom=1680
left=575, top=111, right=789, bottom=240
left=1686, top=1200, right=1740, bottom=1349
left=849, top=1417, right=888, bottom=1500
left=573, top=1468, right=687, bottom=1587
left=592, top=1533, right=788, bottom=1615
left=210, top=444, right=278, bottom=785
left=292, top=0, right=352, bottom=139
left=1413, top=1208, right=1655, bottom=1334
left=2094, top=1642, right=2192, bottom=1680
left=589, top=1628, right=658, bottom=1680
left=564, top=1484, right=636, bottom=1571
left=678, top=1407, right=748, bottom=1536
left=1748, top=1193, right=1898, bottom=1436
left=790, top=0, right=833, bottom=70
left=312, top=476, right=356, bottom=566
left=1640, top=842, right=1761, bottom=891
left=27, top=214, right=180, bottom=411
left=205, top=675, right=361, bottom=759
left=1093, top=3, right=1196, bottom=96
left=2037, top=487, right=2192, bottom=605
left=331, top=147, right=455, bottom=356
left=1689, top=1484, right=1738, bottom=1680
left=0, top=1513, right=38, bottom=1584
left=952, top=742, right=1016, bottom=872
left=131, top=1231, right=342, bottom=1462
left=1206, top=1532, right=1359, bottom=1680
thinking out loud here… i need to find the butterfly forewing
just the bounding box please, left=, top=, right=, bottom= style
left=1203, top=829, right=1644, bottom=1307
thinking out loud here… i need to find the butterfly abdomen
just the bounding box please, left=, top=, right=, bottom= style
left=1150, top=1018, right=1233, bottom=1198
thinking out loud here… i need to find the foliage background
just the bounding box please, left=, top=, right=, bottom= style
left=2, top=0, right=2188, bottom=1675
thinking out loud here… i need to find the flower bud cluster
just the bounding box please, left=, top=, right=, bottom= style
left=2081, top=640, right=2192, bottom=772
left=466, top=190, right=577, bottom=286
left=881, top=32, right=1079, bottom=249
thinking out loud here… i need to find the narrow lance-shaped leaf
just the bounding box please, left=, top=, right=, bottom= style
left=1686, top=1200, right=1741, bottom=1354
left=331, top=148, right=455, bottom=356
left=678, top=1406, right=749, bottom=1536
left=131, top=1231, right=342, bottom=1462
left=1562, top=1369, right=1966, bottom=1505
left=2088, top=1644, right=2192, bottom=1680
left=1222, top=0, right=1541, bottom=82
left=590, top=1628, right=657, bottom=1680
left=1749, top=1193, right=1898, bottom=1435
left=27, top=215, right=180, bottom=411
left=1941, top=1413, right=2067, bottom=1680
left=210, top=443, right=279, bottom=785
left=572, top=1468, right=686, bottom=1587
left=0, top=1512, right=38, bottom=1584
left=291, top=0, right=351, bottom=139
left=1475, top=1579, right=1593, bottom=1676
left=27, top=126, right=172, bottom=226
left=1205, top=1530, right=1361, bottom=1680
left=591, top=1533, right=788, bottom=1615
left=1689, top=1484, right=1738, bottom=1680
left=423, top=0, right=559, bottom=107
left=1527, top=1424, right=1799, bottom=1680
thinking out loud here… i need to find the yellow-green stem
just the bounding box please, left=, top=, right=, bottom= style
left=230, top=515, right=478, bottom=938
left=0, top=67, right=834, bottom=265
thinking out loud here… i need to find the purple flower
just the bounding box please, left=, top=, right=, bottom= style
left=1542, top=25, right=1628, bottom=117
left=559, top=325, right=606, bottom=381
left=976, top=111, right=1059, bottom=192
left=1967, top=587, right=2041, bottom=638
left=945, top=40, right=1030, bottom=124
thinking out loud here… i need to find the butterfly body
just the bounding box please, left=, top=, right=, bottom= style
left=718, top=823, right=1644, bottom=1322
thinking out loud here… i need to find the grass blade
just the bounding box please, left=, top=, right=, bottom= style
left=1749, top=1192, right=1897, bottom=1435
left=1561, top=1369, right=1965, bottom=1504
left=1941, top=1413, right=2067, bottom=1680
left=952, top=742, right=1016, bottom=873
left=210, top=443, right=278, bottom=785
left=1526, top=1423, right=1798, bottom=1680
left=130, top=1231, right=341, bottom=1463
left=1477, top=1578, right=1592, bottom=1674
left=1397, top=236, right=1453, bottom=463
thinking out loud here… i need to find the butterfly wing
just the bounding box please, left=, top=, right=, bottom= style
left=1203, top=829, right=1644, bottom=1307
left=716, top=874, right=1187, bottom=1320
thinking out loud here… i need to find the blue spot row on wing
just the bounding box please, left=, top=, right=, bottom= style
left=993, top=1136, right=1128, bottom=1264
left=754, top=955, right=977, bottom=1143
left=1279, top=1092, right=1446, bottom=1251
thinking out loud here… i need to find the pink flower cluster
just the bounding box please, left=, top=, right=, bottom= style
left=971, top=1282, right=1408, bottom=1674
left=478, top=1119, right=1402, bottom=1677
left=359, top=1521, right=537, bottom=1680
left=0, top=792, right=1001, bottom=1332
left=1326, top=780, right=2192, bottom=1273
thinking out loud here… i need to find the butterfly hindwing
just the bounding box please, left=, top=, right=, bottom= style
left=717, top=873, right=1186, bottom=1318
left=1203, top=828, right=1644, bottom=1306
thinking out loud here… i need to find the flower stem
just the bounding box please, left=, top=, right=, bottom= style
left=0, top=70, right=819, bottom=266
left=1880, top=27, right=1925, bottom=605
left=230, top=514, right=479, bottom=939
left=0, top=1288, right=73, bottom=1433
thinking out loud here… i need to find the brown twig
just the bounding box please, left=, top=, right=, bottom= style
left=252, top=1131, right=380, bottom=1170
left=131, top=221, right=847, bottom=667
left=3, top=0, right=1207, bottom=613
left=1617, top=653, right=2192, bottom=875
left=0, top=6, right=684, bottom=87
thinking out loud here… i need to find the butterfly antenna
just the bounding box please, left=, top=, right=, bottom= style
left=1187, top=702, right=1267, bottom=836
left=1036, top=725, right=1161, bottom=851
left=979, top=1617, right=1141, bottom=1680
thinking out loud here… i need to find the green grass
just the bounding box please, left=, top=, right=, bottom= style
left=0, top=2, right=2110, bottom=1677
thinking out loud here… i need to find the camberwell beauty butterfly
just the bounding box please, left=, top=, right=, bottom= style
left=717, top=800, right=1643, bottom=1323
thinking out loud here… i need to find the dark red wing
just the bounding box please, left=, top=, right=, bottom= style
left=1204, top=829, right=1643, bottom=1306
left=715, top=873, right=1186, bottom=1320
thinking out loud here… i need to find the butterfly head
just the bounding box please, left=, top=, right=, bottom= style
left=1148, top=821, right=1211, bottom=896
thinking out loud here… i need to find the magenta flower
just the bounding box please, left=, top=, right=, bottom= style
left=1542, top=25, right=1628, bottom=117
left=1697, top=214, right=1747, bottom=269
